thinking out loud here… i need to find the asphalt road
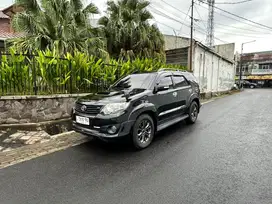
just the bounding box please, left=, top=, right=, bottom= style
left=1, top=89, right=272, bottom=204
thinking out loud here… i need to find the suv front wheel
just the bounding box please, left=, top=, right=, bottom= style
left=186, top=101, right=199, bottom=124
left=132, top=114, right=155, bottom=150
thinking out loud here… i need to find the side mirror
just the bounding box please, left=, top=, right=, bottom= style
left=155, top=85, right=169, bottom=93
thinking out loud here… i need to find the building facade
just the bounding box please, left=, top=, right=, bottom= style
left=193, top=43, right=235, bottom=96
left=163, top=35, right=190, bottom=50
left=165, top=37, right=236, bottom=97
left=235, top=51, right=272, bottom=87
left=0, top=4, right=23, bottom=50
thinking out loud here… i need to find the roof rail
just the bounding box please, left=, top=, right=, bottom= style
left=158, top=68, right=187, bottom=72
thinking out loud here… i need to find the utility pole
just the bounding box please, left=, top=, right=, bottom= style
left=189, top=0, right=194, bottom=72
left=239, top=40, right=256, bottom=88
left=239, top=44, right=244, bottom=89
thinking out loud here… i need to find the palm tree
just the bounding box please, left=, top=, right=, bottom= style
left=11, top=0, right=106, bottom=57
left=99, top=0, right=165, bottom=60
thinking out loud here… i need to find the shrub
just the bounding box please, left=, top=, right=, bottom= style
left=0, top=49, right=186, bottom=95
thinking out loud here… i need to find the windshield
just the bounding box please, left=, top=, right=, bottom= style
left=112, top=73, right=156, bottom=90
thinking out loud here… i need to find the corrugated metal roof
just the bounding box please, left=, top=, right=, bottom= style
left=0, top=31, right=24, bottom=40
left=0, top=11, right=9, bottom=19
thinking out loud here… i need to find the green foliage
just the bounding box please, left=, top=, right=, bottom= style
left=0, top=49, right=186, bottom=95
left=9, top=0, right=166, bottom=62
left=99, top=0, right=165, bottom=60
left=10, top=0, right=107, bottom=58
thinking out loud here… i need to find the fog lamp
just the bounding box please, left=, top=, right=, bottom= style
left=107, top=126, right=117, bottom=134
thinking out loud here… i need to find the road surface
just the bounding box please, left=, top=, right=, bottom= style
left=1, top=89, right=272, bottom=204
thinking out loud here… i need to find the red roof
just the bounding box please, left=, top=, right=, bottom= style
left=0, top=32, right=24, bottom=40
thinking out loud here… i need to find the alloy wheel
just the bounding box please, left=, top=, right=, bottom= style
left=137, top=119, right=152, bottom=144
left=191, top=104, right=198, bottom=122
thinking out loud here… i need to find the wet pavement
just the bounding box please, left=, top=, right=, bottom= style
left=0, top=89, right=272, bottom=204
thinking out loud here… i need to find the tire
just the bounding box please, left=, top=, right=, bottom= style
left=250, top=85, right=255, bottom=89
left=186, top=101, right=199, bottom=124
left=132, top=114, right=155, bottom=150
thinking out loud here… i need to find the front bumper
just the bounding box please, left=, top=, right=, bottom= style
left=72, top=120, right=135, bottom=138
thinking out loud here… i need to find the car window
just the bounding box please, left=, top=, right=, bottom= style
left=158, top=75, right=173, bottom=88
left=173, top=75, right=189, bottom=88
left=184, top=73, right=198, bottom=83
left=112, top=73, right=156, bottom=90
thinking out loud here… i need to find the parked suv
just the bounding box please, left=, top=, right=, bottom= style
left=72, top=69, right=201, bottom=149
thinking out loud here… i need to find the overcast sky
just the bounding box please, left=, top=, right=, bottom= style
left=1, top=0, right=272, bottom=53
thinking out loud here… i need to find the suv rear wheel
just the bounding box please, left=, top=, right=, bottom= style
left=186, top=101, right=199, bottom=124
left=132, top=114, right=155, bottom=150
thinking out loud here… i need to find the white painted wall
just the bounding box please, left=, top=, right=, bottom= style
left=164, top=35, right=190, bottom=50
left=193, top=44, right=235, bottom=94
left=214, top=43, right=235, bottom=61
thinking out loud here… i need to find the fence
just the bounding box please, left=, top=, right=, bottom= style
left=0, top=53, right=121, bottom=96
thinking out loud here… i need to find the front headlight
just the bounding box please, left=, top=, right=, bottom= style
left=100, top=102, right=129, bottom=115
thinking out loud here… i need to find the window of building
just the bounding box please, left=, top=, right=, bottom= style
left=173, top=75, right=189, bottom=88
left=260, top=64, right=270, bottom=69
left=242, top=66, right=248, bottom=72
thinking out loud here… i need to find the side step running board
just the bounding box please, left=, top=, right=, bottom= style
left=157, top=114, right=189, bottom=132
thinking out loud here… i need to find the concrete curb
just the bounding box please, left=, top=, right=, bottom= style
left=201, top=90, right=241, bottom=105
left=50, top=130, right=76, bottom=139
left=0, top=118, right=71, bottom=131
left=0, top=131, right=90, bottom=169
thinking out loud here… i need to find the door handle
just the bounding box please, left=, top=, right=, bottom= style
left=173, top=92, right=177, bottom=97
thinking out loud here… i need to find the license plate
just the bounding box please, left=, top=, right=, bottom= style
left=76, top=116, right=90, bottom=125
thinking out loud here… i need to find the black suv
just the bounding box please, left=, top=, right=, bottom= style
left=72, top=69, right=201, bottom=149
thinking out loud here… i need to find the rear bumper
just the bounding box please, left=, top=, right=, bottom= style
left=73, top=120, right=135, bottom=138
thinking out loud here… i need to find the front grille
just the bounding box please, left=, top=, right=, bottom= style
left=75, top=103, right=103, bottom=115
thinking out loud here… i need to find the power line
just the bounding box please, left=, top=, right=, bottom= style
left=194, top=23, right=268, bottom=39
left=215, top=0, right=253, bottom=4
left=197, top=18, right=272, bottom=35
left=211, top=30, right=269, bottom=39
left=195, top=4, right=272, bottom=34
left=159, top=0, right=191, bottom=18
left=152, top=5, right=262, bottom=43
left=197, top=2, right=272, bottom=32
left=193, top=24, right=229, bottom=43
left=178, top=6, right=192, bottom=36
left=155, top=20, right=203, bottom=42
left=213, top=21, right=272, bottom=34
left=155, top=21, right=188, bottom=36
left=194, top=4, right=207, bottom=30
left=149, top=5, right=228, bottom=44
left=155, top=20, right=204, bottom=42
left=200, top=0, right=272, bottom=31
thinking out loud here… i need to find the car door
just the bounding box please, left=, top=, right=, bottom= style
left=151, top=73, right=180, bottom=122
left=172, top=74, right=192, bottom=114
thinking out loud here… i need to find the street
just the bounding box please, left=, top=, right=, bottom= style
left=0, top=89, right=272, bottom=204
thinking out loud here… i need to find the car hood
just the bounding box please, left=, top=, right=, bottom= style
left=77, top=88, right=147, bottom=104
